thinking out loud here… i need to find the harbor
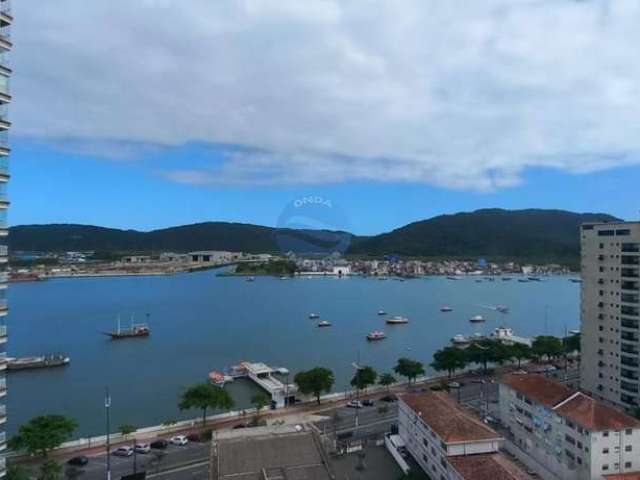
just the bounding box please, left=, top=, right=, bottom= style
left=5, top=269, right=580, bottom=437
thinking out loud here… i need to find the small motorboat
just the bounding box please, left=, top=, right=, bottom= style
left=377, top=310, right=387, bottom=316
left=386, top=315, right=409, bottom=325
left=518, top=278, right=529, bottom=283
left=569, top=278, right=582, bottom=283
left=440, top=306, right=453, bottom=312
left=495, top=305, right=509, bottom=314
left=451, top=334, right=470, bottom=345
left=528, top=277, right=541, bottom=282
left=502, top=277, right=512, bottom=281
left=367, top=330, right=387, bottom=341
left=309, top=313, right=320, bottom=319
left=318, top=320, right=332, bottom=327
left=446, top=276, right=459, bottom=280
left=208, top=370, right=233, bottom=387
left=246, top=277, right=255, bottom=282
left=469, top=315, right=485, bottom=323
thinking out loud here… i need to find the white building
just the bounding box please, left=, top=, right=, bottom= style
left=499, top=373, right=640, bottom=480
left=398, top=392, right=528, bottom=480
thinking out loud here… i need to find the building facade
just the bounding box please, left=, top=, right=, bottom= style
left=0, top=0, right=10, bottom=476
left=398, top=392, right=528, bottom=480
left=580, top=222, right=640, bottom=409
left=499, top=374, right=640, bottom=480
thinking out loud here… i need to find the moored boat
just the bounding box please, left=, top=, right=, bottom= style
left=309, top=313, right=320, bottom=319
left=367, top=330, right=387, bottom=341
left=208, top=370, right=233, bottom=386
left=440, top=306, right=453, bottom=312
left=318, top=320, right=332, bottom=327
left=104, top=315, right=150, bottom=339
left=469, top=315, right=485, bottom=323
left=7, top=354, right=70, bottom=371
left=386, top=315, right=409, bottom=325
left=451, top=334, right=470, bottom=345
left=377, top=310, right=387, bottom=316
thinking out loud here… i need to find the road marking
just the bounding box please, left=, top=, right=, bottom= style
left=147, top=460, right=209, bottom=478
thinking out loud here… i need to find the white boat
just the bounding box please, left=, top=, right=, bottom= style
left=377, top=310, right=387, bottom=315
left=451, top=334, right=470, bottom=345
left=309, top=313, right=320, bottom=319
left=318, top=320, right=332, bottom=327
left=246, top=276, right=255, bottom=282
left=469, top=315, right=485, bottom=323
left=386, top=315, right=409, bottom=325
left=440, top=306, right=453, bottom=312
left=367, top=330, right=387, bottom=341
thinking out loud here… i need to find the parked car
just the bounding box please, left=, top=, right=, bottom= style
left=429, top=385, right=444, bottom=391
left=134, top=443, right=150, bottom=454
left=67, top=456, right=89, bottom=466
left=232, top=423, right=248, bottom=429
left=346, top=400, right=363, bottom=409
left=380, top=395, right=397, bottom=403
left=170, top=435, right=188, bottom=446
left=447, top=382, right=461, bottom=389
left=113, top=446, right=134, bottom=457
left=362, top=399, right=374, bottom=407
left=150, top=439, right=169, bottom=449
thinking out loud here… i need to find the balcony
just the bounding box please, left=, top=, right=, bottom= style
left=622, top=369, right=640, bottom=381
left=622, top=331, right=639, bottom=342
left=623, top=256, right=640, bottom=266
left=598, top=254, right=606, bottom=261
left=623, top=244, right=640, bottom=253
left=622, top=294, right=640, bottom=304
left=622, top=281, right=640, bottom=291
left=621, top=344, right=640, bottom=355
left=622, top=306, right=640, bottom=317
left=622, top=268, right=640, bottom=279
left=621, top=381, right=640, bottom=394
left=622, top=318, right=639, bottom=330
left=621, top=393, right=639, bottom=406
left=0, top=245, right=7, bottom=256
left=621, top=355, right=640, bottom=367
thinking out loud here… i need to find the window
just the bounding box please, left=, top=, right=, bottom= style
left=603, top=464, right=610, bottom=471
left=626, top=429, right=633, bottom=435
left=604, top=431, right=610, bottom=437
left=565, top=434, right=576, bottom=445
left=617, top=229, right=631, bottom=236
left=626, top=445, right=632, bottom=452
left=603, top=448, right=609, bottom=454
left=626, top=462, right=632, bottom=468
left=599, top=230, right=615, bottom=236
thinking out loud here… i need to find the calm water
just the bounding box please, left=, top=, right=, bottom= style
left=6, top=271, right=579, bottom=437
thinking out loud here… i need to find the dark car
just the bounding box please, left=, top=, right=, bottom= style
left=150, top=439, right=169, bottom=449
left=380, top=395, right=397, bottom=403
left=362, top=399, right=375, bottom=407
left=67, top=456, right=89, bottom=466
left=232, top=423, right=248, bottom=429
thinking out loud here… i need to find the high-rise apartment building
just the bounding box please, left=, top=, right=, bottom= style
left=580, top=221, right=640, bottom=410
left=0, top=0, right=11, bottom=476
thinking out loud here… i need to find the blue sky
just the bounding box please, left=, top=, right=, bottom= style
left=9, top=1, right=640, bottom=235
left=10, top=138, right=637, bottom=235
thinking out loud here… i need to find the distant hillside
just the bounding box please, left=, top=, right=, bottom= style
left=8, top=209, right=621, bottom=263
left=348, top=209, right=620, bottom=262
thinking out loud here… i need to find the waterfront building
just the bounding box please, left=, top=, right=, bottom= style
left=0, top=0, right=11, bottom=476
left=499, top=373, right=640, bottom=480
left=580, top=222, right=640, bottom=409
left=398, top=391, right=528, bottom=479
left=189, top=250, right=243, bottom=265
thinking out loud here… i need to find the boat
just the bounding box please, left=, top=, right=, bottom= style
left=475, top=279, right=482, bottom=283
left=377, top=310, right=387, bottom=316
left=386, top=315, right=409, bottom=325
left=378, top=276, right=388, bottom=281
left=309, top=313, right=320, bottom=320
left=488, top=326, right=532, bottom=347
left=569, top=278, right=582, bottom=283
left=208, top=370, right=233, bottom=386
left=528, top=277, right=541, bottom=281
left=367, top=330, right=387, bottom=341
left=495, top=305, right=509, bottom=314
left=569, top=329, right=580, bottom=336
left=318, top=320, right=332, bottom=327
left=518, top=278, right=529, bottom=283
left=469, top=315, right=485, bottom=323
left=280, top=276, right=288, bottom=280
left=502, top=277, right=512, bottom=281
left=451, top=334, right=470, bottom=345
left=446, top=276, right=459, bottom=280
left=7, top=354, right=70, bottom=371
left=246, top=277, right=255, bottom=282
left=104, top=315, right=150, bottom=339
left=440, top=306, right=453, bottom=312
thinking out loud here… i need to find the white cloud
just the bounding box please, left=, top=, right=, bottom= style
left=11, top=0, right=640, bottom=189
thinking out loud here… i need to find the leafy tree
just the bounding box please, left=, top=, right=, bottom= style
left=351, top=366, right=377, bottom=392
left=6, top=466, right=29, bottom=480
left=9, top=415, right=77, bottom=458
left=118, top=424, right=137, bottom=439
left=394, top=358, right=425, bottom=385
left=294, top=367, right=335, bottom=404
left=507, top=343, right=532, bottom=368
left=532, top=336, right=563, bottom=361
left=563, top=333, right=581, bottom=353
left=378, top=373, right=396, bottom=391
left=40, top=459, right=62, bottom=480
left=431, top=346, right=468, bottom=378
left=251, top=393, right=271, bottom=420
left=179, top=383, right=235, bottom=427
left=64, top=466, right=83, bottom=480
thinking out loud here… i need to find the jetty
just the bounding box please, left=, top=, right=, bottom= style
left=7, top=354, right=70, bottom=371
left=209, top=361, right=297, bottom=408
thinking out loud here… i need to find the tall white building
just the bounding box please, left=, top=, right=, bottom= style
left=499, top=373, right=640, bottom=480
left=0, top=0, right=11, bottom=476
left=398, top=391, right=528, bottom=480
left=580, top=222, right=640, bottom=409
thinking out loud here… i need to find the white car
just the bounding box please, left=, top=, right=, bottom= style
left=134, top=443, right=150, bottom=454
left=112, top=446, right=133, bottom=457
left=170, top=435, right=188, bottom=446
left=346, top=400, right=363, bottom=409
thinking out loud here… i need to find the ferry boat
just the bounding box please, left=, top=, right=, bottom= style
left=7, top=354, right=70, bottom=371
left=367, top=330, right=387, bottom=341
left=309, top=313, right=320, bottom=320
left=318, top=320, right=332, bottom=327
left=386, top=316, right=409, bottom=325
left=440, top=306, right=453, bottom=312
left=377, top=310, right=387, bottom=316
left=469, top=315, right=485, bottom=323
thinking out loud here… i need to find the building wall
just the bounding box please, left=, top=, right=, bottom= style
left=580, top=223, right=640, bottom=409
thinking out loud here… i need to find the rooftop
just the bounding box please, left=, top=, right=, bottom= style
left=604, top=475, right=640, bottom=480
left=501, top=374, right=640, bottom=431
left=449, top=453, right=531, bottom=480
left=401, top=391, right=502, bottom=444
left=215, top=431, right=332, bottom=480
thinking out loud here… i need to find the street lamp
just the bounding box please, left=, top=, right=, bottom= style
left=105, top=387, right=112, bottom=480
left=351, top=352, right=362, bottom=433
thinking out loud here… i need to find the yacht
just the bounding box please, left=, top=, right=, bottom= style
left=308, top=313, right=320, bottom=320
left=367, top=330, right=387, bottom=341
left=451, top=334, right=470, bottom=345
left=469, top=315, right=485, bottom=323
left=386, top=315, right=409, bottom=325
left=440, top=306, right=453, bottom=312
left=378, top=310, right=387, bottom=316
left=318, top=320, right=332, bottom=327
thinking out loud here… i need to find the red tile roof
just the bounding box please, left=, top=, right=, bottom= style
left=401, top=391, right=502, bottom=444
left=449, top=453, right=531, bottom=480
left=603, top=474, right=640, bottom=480
left=554, top=392, right=640, bottom=431
left=501, top=374, right=574, bottom=408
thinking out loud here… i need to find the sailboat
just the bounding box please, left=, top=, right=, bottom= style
left=104, top=314, right=150, bottom=339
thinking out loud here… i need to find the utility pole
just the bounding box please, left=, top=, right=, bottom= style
left=105, top=387, right=112, bottom=480
left=352, top=351, right=362, bottom=433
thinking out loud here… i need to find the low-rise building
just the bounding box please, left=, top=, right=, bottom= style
left=189, top=251, right=243, bottom=264
left=499, top=373, right=640, bottom=480
left=398, top=391, right=529, bottom=480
